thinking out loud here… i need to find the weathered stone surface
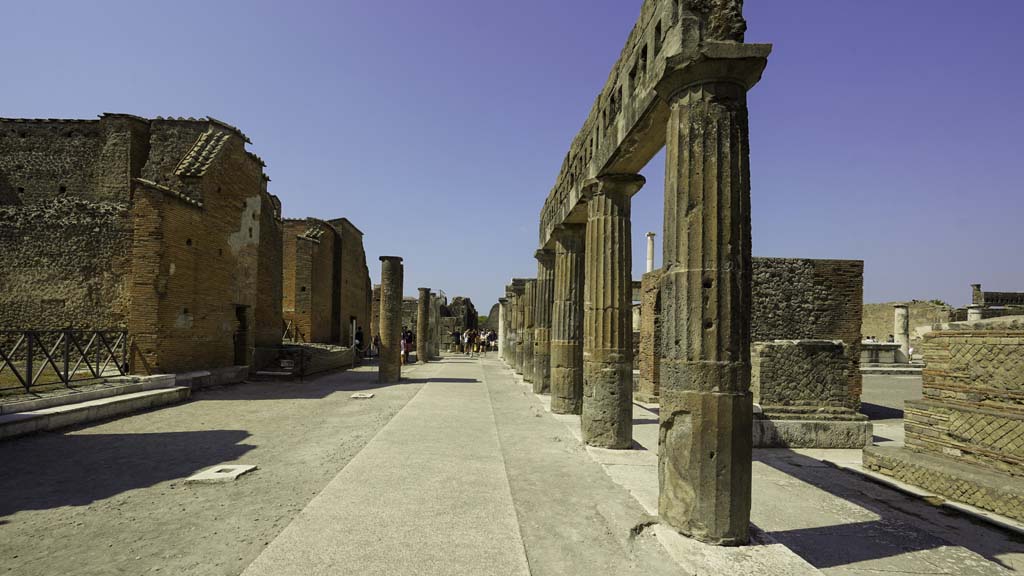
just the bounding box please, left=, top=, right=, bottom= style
left=657, top=44, right=768, bottom=544
left=550, top=224, right=585, bottom=415
left=510, top=279, right=527, bottom=373
left=636, top=270, right=663, bottom=403
left=417, top=287, right=431, bottom=363
left=894, top=304, right=910, bottom=362
left=378, top=256, right=403, bottom=383
left=532, top=250, right=554, bottom=394
left=582, top=175, right=641, bottom=449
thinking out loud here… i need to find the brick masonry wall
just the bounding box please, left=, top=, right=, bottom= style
left=752, top=258, right=864, bottom=407
left=254, top=194, right=283, bottom=348
left=905, top=330, right=1024, bottom=476
left=637, top=270, right=662, bottom=399
left=332, top=219, right=371, bottom=347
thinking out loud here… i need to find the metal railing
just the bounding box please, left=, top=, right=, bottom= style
left=0, top=330, right=129, bottom=393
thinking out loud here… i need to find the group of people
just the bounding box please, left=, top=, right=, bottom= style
left=452, top=328, right=497, bottom=357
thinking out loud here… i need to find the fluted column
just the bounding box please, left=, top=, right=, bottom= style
left=511, top=279, right=526, bottom=373
left=533, top=250, right=555, bottom=394
left=581, top=175, right=643, bottom=449
left=655, top=42, right=770, bottom=545
left=522, top=279, right=537, bottom=382
left=416, top=287, right=431, bottom=363
left=498, top=297, right=508, bottom=359
left=378, top=256, right=404, bottom=383
left=551, top=224, right=586, bottom=414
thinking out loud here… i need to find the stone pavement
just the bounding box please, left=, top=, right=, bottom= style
left=243, top=357, right=1024, bottom=575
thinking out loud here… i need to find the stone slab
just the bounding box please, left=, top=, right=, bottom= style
left=185, top=464, right=258, bottom=484
left=653, top=525, right=820, bottom=575
left=753, top=417, right=873, bottom=448
left=864, top=445, right=1024, bottom=523
left=0, top=386, right=190, bottom=440
left=860, top=365, right=923, bottom=376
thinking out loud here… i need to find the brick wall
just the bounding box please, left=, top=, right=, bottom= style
left=906, top=330, right=1024, bottom=476
left=752, top=258, right=864, bottom=407
left=751, top=340, right=853, bottom=409
left=331, top=218, right=371, bottom=346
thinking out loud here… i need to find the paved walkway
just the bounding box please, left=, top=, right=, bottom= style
left=241, top=356, right=1024, bottom=575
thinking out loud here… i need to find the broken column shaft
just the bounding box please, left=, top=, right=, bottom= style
left=581, top=175, right=642, bottom=449
left=533, top=250, right=555, bottom=394
left=551, top=224, right=586, bottom=414
left=378, top=256, right=404, bottom=383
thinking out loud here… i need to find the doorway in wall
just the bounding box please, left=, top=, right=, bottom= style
left=234, top=305, right=250, bottom=366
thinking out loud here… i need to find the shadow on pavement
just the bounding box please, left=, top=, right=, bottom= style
left=754, top=449, right=1022, bottom=570
left=859, top=401, right=904, bottom=420
left=0, top=429, right=255, bottom=518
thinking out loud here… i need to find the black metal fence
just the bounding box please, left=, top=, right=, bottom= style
left=0, top=330, right=129, bottom=394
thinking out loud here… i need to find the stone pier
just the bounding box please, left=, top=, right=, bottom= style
left=522, top=279, right=537, bottom=383
left=894, top=304, right=910, bottom=362
left=581, top=175, right=642, bottom=449
left=378, top=256, right=404, bottom=383
left=636, top=269, right=662, bottom=403
left=550, top=224, right=586, bottom=415
left=417, top=287, right=431, bottom=363
left=498, top=297, right=508, bottom=358
left=655, top=41, right=769, bottom=545
left=532, top=250, right=555, bottom=394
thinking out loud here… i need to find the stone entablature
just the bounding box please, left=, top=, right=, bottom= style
left=537, top=1, right=764, bottom=249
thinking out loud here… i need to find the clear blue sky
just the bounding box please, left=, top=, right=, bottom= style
left=3, top=1, right=1021, bottom=311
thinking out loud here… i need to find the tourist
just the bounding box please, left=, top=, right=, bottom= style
left=453, top=329, right=461, bottom=353
left=479, top=331, right=488, bottom=356
left=354, top=326, right=364, bottom=358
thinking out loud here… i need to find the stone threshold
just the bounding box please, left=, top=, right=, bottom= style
left=0, top=386, right=191, bottom=440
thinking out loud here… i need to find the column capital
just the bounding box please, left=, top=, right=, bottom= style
left=498, top=297, right=508, bottom=304
left=534, top=249, right=555, bottom=265
left=418, top=287, right=431, bottom=294
left=654, top=42, right=772, bottom=105
left=379, top=255, right=403, bottom=263
left=581, top=174, right=645, bottom=200
left=646, top=231, right=656, bottom=239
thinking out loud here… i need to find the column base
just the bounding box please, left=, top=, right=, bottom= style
left=582, top=358, right=633, bottom=449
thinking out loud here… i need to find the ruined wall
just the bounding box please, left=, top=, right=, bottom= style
left=907, top=330, right=1024, bottom=477
left=370, top=285, right=381, bottom=343
left=862, top=301, right=954, bottom=344
left=636, top=270, right=662, bottom=401
left=751, top=340, right=853, bottom=409
left=331, top=218, right=371, bottom=346
left=255, top=193, right=283, bottom=348
left=752, top=258, right=864, bottom=406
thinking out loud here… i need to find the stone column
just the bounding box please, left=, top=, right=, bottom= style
left=967, top=305, right=983, bottom=322
left=533, top=250, right=555, bottom=394
left=551, top=224, right=586, bottom=414
left=654, top=43, right=770, bottom=545
left=498, top=297, right=508, bottom=358
left=378, top=256, right=404, bottom=383
left=894, top=304, right=910, bottom=362
left=581, top=175, right=643, bottom=449
left=522, top=279, right=537, bottom=382
left=416, top=287, right=431, bottom=363
left=646, top=232, right=656, bottom=273
left=511, top=279, right=526, bottom=373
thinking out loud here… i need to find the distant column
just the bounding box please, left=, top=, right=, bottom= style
left=551, top=224, right=586, bottom=414
left=582, top=174, right=643, bottom=449
left=511, top=279, right=527, bottom=373
left=417, top=287, right=431, bottom=363
left=967, top=305, right=983, bottom=322
left=378, top=256, right=403, bottom=383
left=646, top=232, right=656, bottom=273
left=533, top=250, right=555, bottom=394
left=498, top=297, right=508, bottom=358
left=522, top=279, right=537, bottom=382
left=894, top=304, right=910, bottom=362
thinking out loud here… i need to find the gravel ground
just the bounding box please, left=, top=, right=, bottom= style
left=0, top=363, right=427, bottom=576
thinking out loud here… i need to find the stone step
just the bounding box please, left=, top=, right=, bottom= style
left=0, top=386, right=190, bottom=441
left=860, top=365, right=923, bottom=375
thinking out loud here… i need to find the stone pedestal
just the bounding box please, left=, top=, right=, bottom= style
left=967, top=305, right=983, bottom=322
left=582, top=174, right=642, bottom=449
left=417, top=287, right=431, bottom=363
left=551, top=224, right=586, bottom=415
left=894, top=304, right=910, bottom=362
left=655, top=43, right=769, bottom=545
left=378, top=256, right=403, bottom=383
left=522, top=279, right=536, bottom=382
left=533, top=250, right=554, bottom=394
